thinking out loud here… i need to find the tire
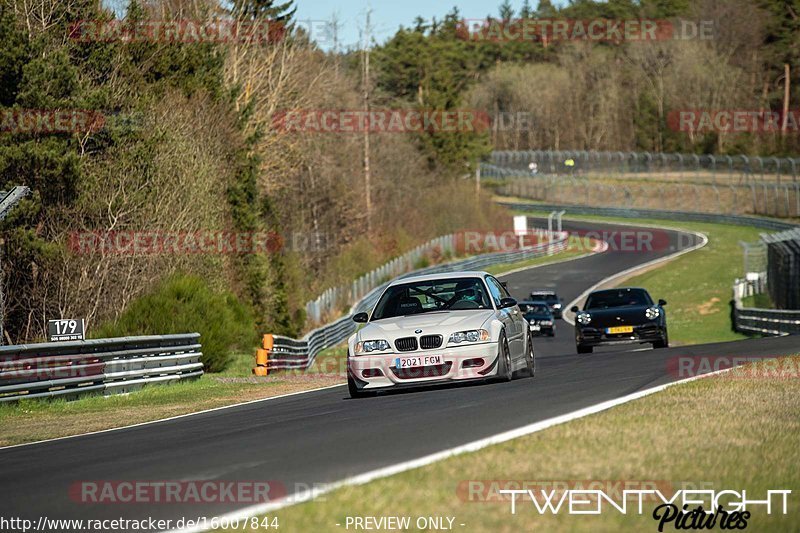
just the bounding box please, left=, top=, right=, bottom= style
left=497, top=333, right=513, bottom=382
left=577, top=344, right=593, bottom=354
left=520, top=333, right=535, bottom=378
left=653, top=330, right=669, bottom=349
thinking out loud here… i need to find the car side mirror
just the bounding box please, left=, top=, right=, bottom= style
left=352, top=312, right=369, bottom=323
left=499, top=297, right=517, bottom=309
left=658, top=299, right=667, bottom=307
left=570, top=305, right=579, bottom=313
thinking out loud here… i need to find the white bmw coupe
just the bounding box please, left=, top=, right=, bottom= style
left=347, top=271, right=535, bottom=398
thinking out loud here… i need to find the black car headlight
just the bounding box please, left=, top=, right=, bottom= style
left=354, top=339, right=391, bottom=354
left=645, top=307, right=661, bottom=320
left=577, top=313, right=592, bottom=325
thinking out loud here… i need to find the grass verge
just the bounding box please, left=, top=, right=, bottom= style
left=742, top=292, right=775, bottom=309
left=0, top=350, right=344, bottom=447
left=246, top=356, right=800, bottom=532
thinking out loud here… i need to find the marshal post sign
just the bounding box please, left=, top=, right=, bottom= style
left=47, top=319, right=86, bottom=342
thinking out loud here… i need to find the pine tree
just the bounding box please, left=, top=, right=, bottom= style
left=520, top=0, right=533, bottom=19
left=231, top=0, right=295, bottom=22
left=498, top=0, right=515, bottom=22
left=535, top=0, right=558, bottom=18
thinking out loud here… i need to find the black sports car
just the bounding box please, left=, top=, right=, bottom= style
left=529, top=289, right=564, bottom=318
left=519, top=301, right=556, bottom=336
left=571, top=287, right=668, bottom=354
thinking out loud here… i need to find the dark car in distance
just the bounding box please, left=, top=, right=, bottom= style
left=519, top=301, right=556, bottom=337
left=529, top=290, right=564, bottom=318
left=571, top=287, right=668, bottom=354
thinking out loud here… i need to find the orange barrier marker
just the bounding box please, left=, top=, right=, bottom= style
left=252, top=334, right=273, bottom=376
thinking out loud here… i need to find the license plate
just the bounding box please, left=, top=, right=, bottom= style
left=530, top=324, right=541, bottom=331
left=606, top=326, right=634, bottom=334
left=395, top=355, right=443, bottom=368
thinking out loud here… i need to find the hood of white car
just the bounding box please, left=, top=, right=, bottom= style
left=357, top=310, right=495, bottom=342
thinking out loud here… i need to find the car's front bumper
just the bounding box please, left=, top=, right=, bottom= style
left=576, top=324, right=665, bottom=346
left=347, top=342, right=500, bottom=391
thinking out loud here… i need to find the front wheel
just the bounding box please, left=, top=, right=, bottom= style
left=652, top=330, right=669, bottom=349
left=496, top=333, right=513, bottom=382
left=520, top=333, right=535, bottom=378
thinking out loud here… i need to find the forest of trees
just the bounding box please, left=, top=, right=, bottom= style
left=374, top=0, right=800, bottom=157
left=0, top=0, right=797, bottom=367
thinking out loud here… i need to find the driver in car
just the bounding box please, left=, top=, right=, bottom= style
left=447, top=280, right=483, bottom=308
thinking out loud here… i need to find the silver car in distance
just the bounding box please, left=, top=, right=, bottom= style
left=347, top=271, right=535, bottom=398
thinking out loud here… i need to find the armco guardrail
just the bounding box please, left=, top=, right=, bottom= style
left=0, top=333, right=203, bottom=402
left=266, top=234, right=569, bottom=371
left=733, top=278, right=800, bottom=336
left=305, top=235, right=456, bottom=324
left=762, top=228, right=800, bottom=310
left=501, top=202, right=798, bottom=232
left=486, top=149, right=800, bottom=218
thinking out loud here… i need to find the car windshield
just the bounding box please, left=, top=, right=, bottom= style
left=532, top=293, right=557, bottom=303
left=371, top=277, right=492, bottom=320
left=520, top=303, right=550, bottom=316
left=585, top=289, right=652, bottom=309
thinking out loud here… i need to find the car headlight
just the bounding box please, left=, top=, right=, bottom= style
left=540, top=320, right=553, bottom=326
left=577, top=313, right=592, bottom=325
left=448, top=329, right=490, bottom=343
left=553, top=303, right=562, bottom=309
left=645, top=307, right=661, bottom=320
left=354, top=339, right=391, bottom=354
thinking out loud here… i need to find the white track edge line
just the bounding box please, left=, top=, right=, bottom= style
left=0, top=383, right=345, bottom=451
left=172, top=364, right=735, bottom=533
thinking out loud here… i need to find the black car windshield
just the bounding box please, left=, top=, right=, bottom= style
left=371, top=277, right=492, bottom=320
left=520, top=303, right=550, bottom=316
left=532, top=293, right=557, bottom=302
left=585, top=289, right=652, bottom=309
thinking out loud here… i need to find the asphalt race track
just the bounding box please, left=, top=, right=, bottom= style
left=2, top=218, right=799, bottom=531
